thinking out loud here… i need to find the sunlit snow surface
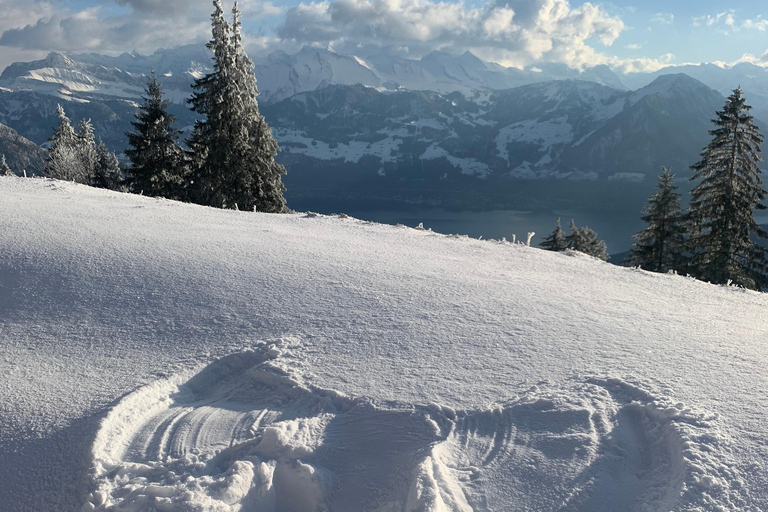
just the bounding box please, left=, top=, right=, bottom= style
left=1, top=177, right=768, bottom=512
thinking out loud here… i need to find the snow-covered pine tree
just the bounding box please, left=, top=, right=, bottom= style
left=75, top=118, right=97, bottom=184
left=44, top=105, right=83, bottom=182
left=187, top=0, right=232, bottom=207
left=125, top=71, right=185, bottom=199
left=688, top=87, right=767, bottom=289
left=0, top=154, right=13, bottom=176
left=539, top=218, right=568, bottom=251
left=628, top=167, right=686, bottom=272
left=230, top=4, right=287, bottom=212
left=566, top=219, right=609, bottom=261
left=93, top=141, right=126, bottom=191
left=188, top=0, right=287, bottom=212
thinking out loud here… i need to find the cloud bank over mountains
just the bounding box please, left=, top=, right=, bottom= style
left=0, top=0, right=766, bottom=75
left=277, top=0, right=630, bottom=70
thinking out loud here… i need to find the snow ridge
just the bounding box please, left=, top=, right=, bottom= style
left=82, top=340, right=746, bottom=512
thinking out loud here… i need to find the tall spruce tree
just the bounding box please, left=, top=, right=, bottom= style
left=126, top=71, right=185, bottom=199
left=0, top=154, right=13, bottom=176
left=629, top=167, right=686, bottom=272
left=566, top=219, right=609, bottom=261
left=539, top=218, right=568, bottom=251
left=688, top=87, right=767, bottom=289
left=188, top=0, right=287, bottom=212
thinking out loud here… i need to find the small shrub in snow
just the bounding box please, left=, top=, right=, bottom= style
left=565, top=220, right=608, bottom=261
left=540, top=219, right=568, bottom=252
left=0, top=154, right=13, bottom=176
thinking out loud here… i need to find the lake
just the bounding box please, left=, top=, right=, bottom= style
left=288, top=199, right=646, bottom=256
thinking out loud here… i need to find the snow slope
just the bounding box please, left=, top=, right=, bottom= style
left=1, top=177, right=768, bottom=511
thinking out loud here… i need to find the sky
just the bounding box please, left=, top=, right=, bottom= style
left=0, top=0, right=765, bottom=73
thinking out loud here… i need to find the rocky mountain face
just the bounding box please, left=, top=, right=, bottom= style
left=623, top=62, right=768, bottom=122
left=263, top=74, right=742, bottom=210
left=0, top=123, right=46, bottom=175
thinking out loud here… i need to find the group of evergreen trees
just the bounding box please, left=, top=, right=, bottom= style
left=539, top=88, right=766, bottom=290
left=42, top=0, right=287, bottom=213
left=187, top=1, right=287, bottom=212
left=43, top=105, right=125, bottom=190
left=630, top=88, right=766, bottom=290
left=540, top=218, right=609, bottom=261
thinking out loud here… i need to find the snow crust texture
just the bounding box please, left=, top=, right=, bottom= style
left=84, top=339, right=746, bottom=512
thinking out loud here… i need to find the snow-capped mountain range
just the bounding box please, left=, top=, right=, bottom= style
left=252, top=46, right=628, bottom=102
left=0, top=45, right=765, bottom=210
left=0, top=45, right=212, bottom=104
left=1, top=43, right=765, bottom=110
left=0, top=44, right=629, bottom=105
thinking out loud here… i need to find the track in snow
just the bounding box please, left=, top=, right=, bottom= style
left=82, top=340, right=746, bottom=512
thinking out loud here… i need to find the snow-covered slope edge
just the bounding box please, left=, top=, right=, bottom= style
left=1, top=177, right=767, bottom=512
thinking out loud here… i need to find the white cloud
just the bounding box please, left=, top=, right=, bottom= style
left=0, top=0, right=281, bottom=55
left=609, top=52, right=674, bottom=74
left=693, top=12, right=724, bottom=28
left=625, top=43, right=642, bottom=50
left=729, top=49, right=768, bottom=68
left=0, top=0, right=55, bottom=70
left=742, top=17, right=768, bottom=32
left=650, top=13, right=673, bottom=25
left=277, top=0, right=627, bottom=70
left=691, top=10, right=768, bottom=32
left=0, top=0, right=678, bottom=75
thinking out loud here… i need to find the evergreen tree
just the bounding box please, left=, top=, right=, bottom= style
left=93, top=141, right=126, bottom=191
left=187, top=0, right=231, bottom=207
left=188, top=0, right=287, bottom=212
left=688, top=87, right=767, bottom=289
left=629, top=167, right=686, bottom=272
left=125, top=71, right=185, bottom=199
left=44, top=104, right=82, bottom=181
left=75, top=118, right=97, bottom=184
left=539, top=218, right=568, bottom=251
left=0, top=154, right=13, bottom=176
left=566, top=219, right=609, bottom=261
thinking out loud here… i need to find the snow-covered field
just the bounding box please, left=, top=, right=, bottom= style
left=1, top=177, right=768, bottom=512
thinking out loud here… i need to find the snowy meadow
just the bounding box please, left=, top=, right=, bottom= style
left=1, top=177, right=768, bottom=511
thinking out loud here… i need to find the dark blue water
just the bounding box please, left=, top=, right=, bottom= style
left=292, top=202, right=644, bottom=255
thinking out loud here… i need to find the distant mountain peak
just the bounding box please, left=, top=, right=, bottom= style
left=42, top=52, right=77, bottom=68
left=422, top=50, right=454, bottom=61
left=627, top=73, right=719, bottom=107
